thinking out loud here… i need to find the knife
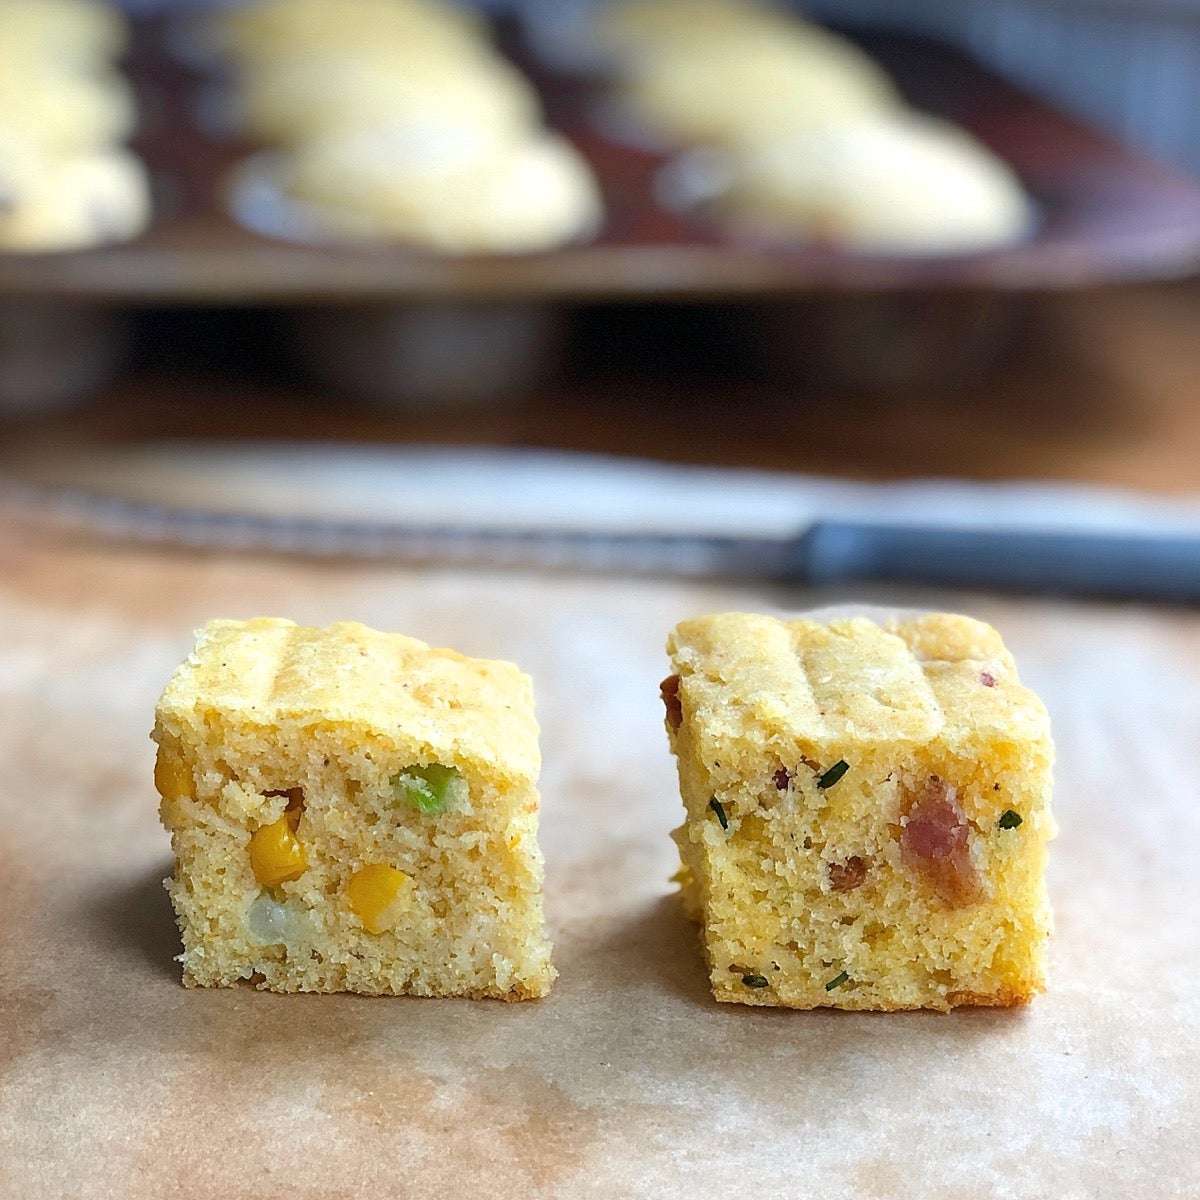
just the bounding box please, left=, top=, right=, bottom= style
left=8, top=483, right=1200, bottom=603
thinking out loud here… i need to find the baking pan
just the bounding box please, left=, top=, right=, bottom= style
left=3, top=19, right=1200, bottom=300
left=3, top=18, right=1199, bottom=407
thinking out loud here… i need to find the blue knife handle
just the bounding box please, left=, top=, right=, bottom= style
left=795, top=521, right=1200, bottom=602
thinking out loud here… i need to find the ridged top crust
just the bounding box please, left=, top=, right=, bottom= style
left=667, top=611, right=1047, bottom=753
left=157, top=618, right=539, bottom=780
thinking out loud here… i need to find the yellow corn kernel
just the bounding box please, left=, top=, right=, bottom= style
left=249, top=815, right=307, bottom=887
left=154, top=747, right=192, bottom=801
left=346, top=864, right=412, bottom=934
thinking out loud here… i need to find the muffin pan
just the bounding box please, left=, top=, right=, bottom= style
left=2, top=15, right=1200, bottom=408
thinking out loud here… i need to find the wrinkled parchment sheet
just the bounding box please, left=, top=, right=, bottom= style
left=0, top=523, right=1196, bottom=1200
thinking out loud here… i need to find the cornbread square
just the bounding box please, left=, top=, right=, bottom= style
left=663, top=612, right=1055, bottom=1011
left=153, top=618, right=554, bottom=999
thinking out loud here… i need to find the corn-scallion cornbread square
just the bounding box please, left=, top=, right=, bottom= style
left=153, top=618, right=554, bottom=999
left=662, top=611, right=1055, bottom=1011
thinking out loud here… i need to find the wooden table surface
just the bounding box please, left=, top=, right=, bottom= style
left=5, top=281, right=1200, bottom=494
left=2, top=281, right=1200, bottom=1195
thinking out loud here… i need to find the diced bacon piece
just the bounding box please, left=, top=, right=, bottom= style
left=660, top=674, right=683, bottom=732
left=900, top=777, right=982, bottom=906
left=827, top=855, right=868, bottom=892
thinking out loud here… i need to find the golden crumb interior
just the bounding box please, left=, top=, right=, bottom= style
left=666, top=612, right=1055, bottom=1012
left=154, top=618, right=554, bottom=1000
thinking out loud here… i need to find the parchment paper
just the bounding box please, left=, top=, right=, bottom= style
left=0, top=452, right=1197, bottom=1199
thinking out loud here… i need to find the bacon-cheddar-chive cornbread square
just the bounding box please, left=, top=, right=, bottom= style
left=662, top=612, right=1055, bottom=1011
left=153, top=618, right=554, bottom=999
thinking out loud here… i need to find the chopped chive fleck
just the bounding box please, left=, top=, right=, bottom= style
left=816, top=760, right=850, bottom=790
left=391, top=763, right=461, bottom=814
left=742, top=974, right=770, bottom=988
left=825, top=970, right=850, bottom=992
left=708, top=797, right=729, bottom=831
left=998, top=809, right=1023, bottom=830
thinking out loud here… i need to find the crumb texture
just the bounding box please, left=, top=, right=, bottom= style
left=665, top=611, right=1055, bottom=1012
left=154, top=618, right=554, bottom=999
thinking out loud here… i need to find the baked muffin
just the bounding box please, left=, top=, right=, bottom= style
left=0, top=146, right=150, bottom=251
left=154, top=618, right=555, bottom=999
left=0, top=0, right=128, bottom=67
left=279, top=127, right=602, bottom=252
left=232, top=49, right=541, bottom=147
left=663, top=611, right=1055, bottom=1011
left=618, top=24, right=900, bottom=147
left=595, top=0, right=792, bottom=65
left=709, top=113, right=1032, bottom=253
left=215, top=0, right=484, bottom=62
left=0, top=129, right=43, bottom=206
left=0, top=69, right=136, bottom=154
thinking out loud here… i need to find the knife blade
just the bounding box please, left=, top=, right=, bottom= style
left=6, top=481, right=1200, bottom=603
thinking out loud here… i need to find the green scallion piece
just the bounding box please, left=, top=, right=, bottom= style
left=391, top=763, right=461, bottom=814
left=816, top=760, right=850, bottom=790
left=708, top=797, right=729, bottom=831
left=825, top=970, right=850, bottom=992
left=742, top=974, right=769, bottom=988
left=998, top=809, right=1023, bottom=830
